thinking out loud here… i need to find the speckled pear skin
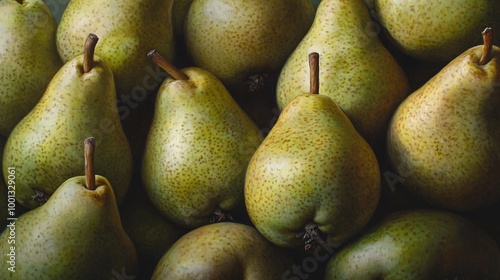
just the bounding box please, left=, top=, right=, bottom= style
left=0, top=175, right=138, bottom=280
left=373, top=0, right=500, bottom=62
left=276, top=0, right=410, bottom=147
left=0, top=0, right=62, bottom=136
left=151, top=222, right=294, bottom=279
left=387, top=44, right=500, bottom=212
left=56, top=0, right=174, bottom=96
left=185, top=0, right=315, bottom=89
left=324, top=209, right=500, bottom=279
left=245, top=93, right=381, bottom=248
left=120, top=187, right=187, bottom=280
left=2, top=54, right=133, bottom=209
left=142, top=67, right=262, bottom=229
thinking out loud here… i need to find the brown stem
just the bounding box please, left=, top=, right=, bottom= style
left=84, top=137, right=96, bottom=191
left=83, top=33, right=99, bottom=74
left=479, top=27, right=493, bottom=66
left=309, top=52, right=320, bottom=94
left=147, top=49, right=188, bottom=80
left=16, top=0, right=23, bottom=4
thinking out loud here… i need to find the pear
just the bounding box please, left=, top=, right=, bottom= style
left=324, top=209, right=500, bottom=279
left=245, top=53, right=380, bottom=251
left=373, top=0, right=500, bottom=62
left=387, top=28, right=500, bottom=212
left=2, top=34, right=133, bottom=209
left=0, top=0, right=62, bottom=136
left=142, top=50, right=262, bottom=228
left=120, top=183, right=187, bottom=279
left=56, top=0, right=174, bottom=97
left=0, top=137, right=138, bottom=279
left=185, top=0, right=315, bottom=93
left=276, top=0, right=410, bottom=147
left=151, top=222, right=295, bottom=279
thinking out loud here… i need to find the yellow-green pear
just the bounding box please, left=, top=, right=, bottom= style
left=142, top=50, right=262, bottom=229
left=2, top=34, right=133, bottom=209
left=373, top=0, right=500, bottom=62
left=246, top=53, right=380, bottom=250
left=277, top=0, right=410, bottom=147
left=0, top=138, right=137, bottom=279
left=0, top=0, right=62, bottom=136
left=152, top=222, right=295, bottom=279
left=120, top=184, right=187, bottom=280
left=387, top=28, right=500, bottom=212
left=56, top=0, right=174, bottom=97
left=185, top=0, right=315, bottom=92
left=324, top=209, right=500, bottom=279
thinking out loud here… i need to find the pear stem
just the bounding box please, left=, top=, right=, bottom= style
left=309, top=52, right=320, bottom=94
left=479, top=27, right=493, bottom=66
left=147, top=49, right=189, bottom=80
left=84, top=137, right=96, bottom=191
left=83, top=33, right=99, bottom=74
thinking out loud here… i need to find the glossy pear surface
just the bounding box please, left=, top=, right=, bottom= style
left=387, top=44, right=500, bottom=211
left=56, top=0, right=174, bottom=96
left=152, top=222, right=294, bottom=279
left=0, top=175, right=138, bottom=280
left=0, top=0, right=62, bottom=136
left=277, top=0, right=409, bottom=146
left=373, top=0, right=500, bottom=62
left=2, top=53, right=133, bottom=209
left=142, top=67, right=262, bottom=228
left=185, top=0, right=315, bottom=90
left=324, top=209, right=500, bottom=279
left=245, top=93, right=380, bottom=248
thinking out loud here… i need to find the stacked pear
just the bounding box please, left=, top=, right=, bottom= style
left=152, top=222, right=295, bottom=279
left=56, top=0, right=175, bottom=97
left=373, top=0, right=500, bottom=62
left=324, top=209, right=500, bottom=279
left=245, top=53, right=380, bottom=250
left=277, top=0, right=410, bottom=147
left=387, top=28, right=500, bottom=211
left=185, top=0, right=315, bottom=92
left=0, top=137, right=138, bottom=279
left=0, top=0, right=62, bottom=136
left=120, top=185, right=187, bottom=279
left=142, top=50, right=262, bottom=228
left=2, top=34, right=133, bottom=209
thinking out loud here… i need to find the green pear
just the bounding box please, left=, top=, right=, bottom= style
left=120, top=184, right=187, bottom=280
left=142, top=50, right=262, bottom=229
left=276, top=0, right=410, bottom=147
left=0, top=137, right=137, bottom=279
left=245, top=53, right=380, bottom=250
left=152, top=222, right=295, bottom=279
left=324, top=209, right=500, bottom=279
left=185, top=0, right=315, bottom=92
left=387, top=28, right=500, bottom=211
left=56, top=0, right=174, bottom=97
left=373, top=0, right=500, bottom=62
left=0, top=0, right=62, bottom=136
left=2, top=34, right=133, bottom=209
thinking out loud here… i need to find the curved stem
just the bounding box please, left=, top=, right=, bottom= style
left=309, top=52, right=320, bottom=94
left=83, top=33, right=99, bottom=73
left=84, top=137, right=96, bottom=191
left=147, top=49, right=188, bottom=80
left=479, top=27, right=493, bottom=66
